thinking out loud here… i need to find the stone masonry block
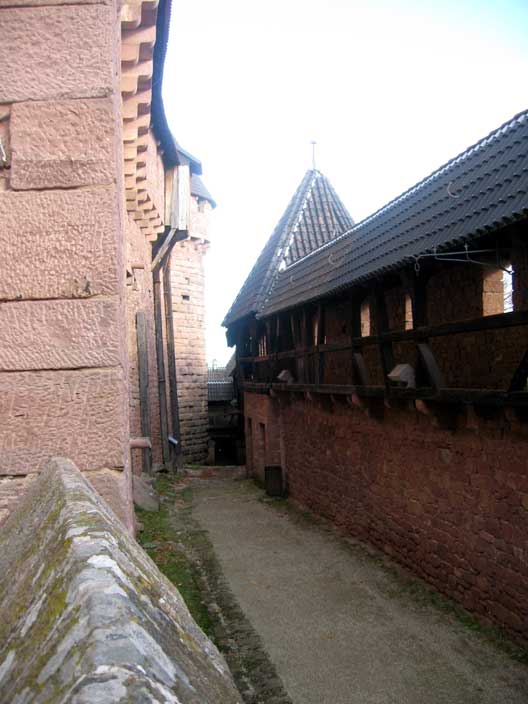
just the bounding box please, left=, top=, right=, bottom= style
left=0, top=298, right=121, bottom=371
left=85, top=467, right=133, bottom=532
left=0, top=5, right=114, bottom=102
left=0, top=188, right=120, bottom=300
left=0, top=474, right=37, bottom=527
left=11, top=99, right=116, bottom=189
left=0, top=369, right=127, bottom=475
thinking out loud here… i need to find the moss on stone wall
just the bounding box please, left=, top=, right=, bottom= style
left=0, top=458, right=241, bottom=703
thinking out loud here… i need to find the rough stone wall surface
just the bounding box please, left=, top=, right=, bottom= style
left=0, top=0, right=132, bottom=530
left=0, top=458, right=242, bottom=703
left=244, top=390, right=528, bottom=640
left=170, top=228, right=209, bottom=463
left=243, top=393, right=282, bottom=482
left=385, top=284, right=411, bottom=331
left=125, top=214, right=163, bottom=473
left=430, top=325, right=527, bottom=389
left=426, top=265, right=485, bottom=326
left=313, top=266, right=521, bottom=389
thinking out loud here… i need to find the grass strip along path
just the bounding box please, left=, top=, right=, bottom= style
left=136, top=475, right=292, bottom=704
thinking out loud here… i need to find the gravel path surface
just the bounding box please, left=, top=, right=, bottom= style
left=191, top=478, right=528, bottom=704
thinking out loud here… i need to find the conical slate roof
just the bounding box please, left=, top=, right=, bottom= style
left=223, top=170, right=354, bottom=326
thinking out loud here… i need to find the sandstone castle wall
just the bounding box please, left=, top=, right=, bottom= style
left=170, top=208, right=210, bottom=463
left=0, top=0, right=133, bottom=530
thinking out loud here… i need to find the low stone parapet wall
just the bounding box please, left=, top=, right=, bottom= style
left=0, top=458, right=241, bottom=703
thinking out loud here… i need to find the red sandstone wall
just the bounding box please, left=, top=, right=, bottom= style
left=244, top=390, right=528, bottom=639
left=0, top=0, right=133, bottom=530
left=244, top=393, right=283, bottom=482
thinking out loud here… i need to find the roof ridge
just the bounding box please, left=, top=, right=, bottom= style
left=224, top=168, right=355, bottom=325
left=222, top=170, right=315, bottom=325
left=280, top=171, right=320, bottom=268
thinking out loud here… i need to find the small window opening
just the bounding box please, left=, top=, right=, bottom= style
left=258, top=332, right=268, bottom=357
left=360, top=300, right=371, bottom=337
left=504, top=264, right=514, bottom=313
left=483, top=267, right=510, bottom=316
left=404, top=294, right=413, bottom=330
left=182, top=294, right=190, bottom=301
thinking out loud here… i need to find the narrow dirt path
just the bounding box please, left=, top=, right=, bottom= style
left=190, top=477, right=528, bottom=704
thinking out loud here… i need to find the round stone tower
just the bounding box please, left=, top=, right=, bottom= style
left=169, top=175, right=214, bottom=464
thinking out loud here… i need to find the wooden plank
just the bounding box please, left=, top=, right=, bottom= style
left=417, top=342, right=445, bottom=391
left=374, top=288, right=395, bottom=388
left=289, top=313, right=298, bottom=348
left=153, top=269, right=170, bottom=465
left=352, top=352, right=370, bottom=386
left=163, top=263, right=183, bottom=470
left=136, top=310, right=152, bottom=474
left=349, top=298, right=369, bottom=385
left=354, top=309, right=528, bottom=347
left=301, top=308, right=309, bottom=383
left=150, top=227, right=187, bottom=272
left=314, top=305, right=323, bottom=384
left=169, top=164, right=191, bottom=231
left=410, top=272, right=429, bottom=328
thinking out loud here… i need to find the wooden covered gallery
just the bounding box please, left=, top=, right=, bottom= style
left=224, top=111, right=528, bottom=639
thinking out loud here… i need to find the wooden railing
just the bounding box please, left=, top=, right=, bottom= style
left=238, top=310, right=528, bottom=406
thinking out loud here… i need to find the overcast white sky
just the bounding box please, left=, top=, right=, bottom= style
left=164, top=0, right=528, bottom=367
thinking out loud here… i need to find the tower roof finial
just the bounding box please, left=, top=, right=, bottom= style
left=311, top=140, right=317, bottom=171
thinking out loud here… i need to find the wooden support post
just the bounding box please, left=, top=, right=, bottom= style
left=349, top=298, right=370, bottom=385
left=290, top=312, right=303, bottom=382
left=301, top=308, right=309, bottom=383
left=314, top=304, right=324, bottom=384
left=375, top=287, right=395, bottom=382
left=236, top=330, right=247, bottom=385
left=509, top=349, right=528, bottom=392
left=272, top=315, right=281, bottom=381
left=410, top=270, right=428, bottom=328
left=409, top=269, right=445, bottom=391
left=289, top=313, right=297, bottom=349
left=417, top=342, right=445, bottom=391
left=265, top=319, right=273, bottom=382
left=163, top=261, right=183, bottom=470
left=136, top=310, right=152, bottom=474
left=153, top=268, right=170, bottom=465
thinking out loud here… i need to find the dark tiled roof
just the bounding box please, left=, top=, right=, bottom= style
left=208, top=381, right=235, bottom=402
left=191, top=174, right=216, bottom=208
left=260, top=110, right=528, bottom=317
left=208, top=365, right=235, bottom=401
left=223, top=170, right=354, bottom=326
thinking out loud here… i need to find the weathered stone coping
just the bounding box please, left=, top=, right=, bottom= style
left=0, top=458, right=242, bottom=703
